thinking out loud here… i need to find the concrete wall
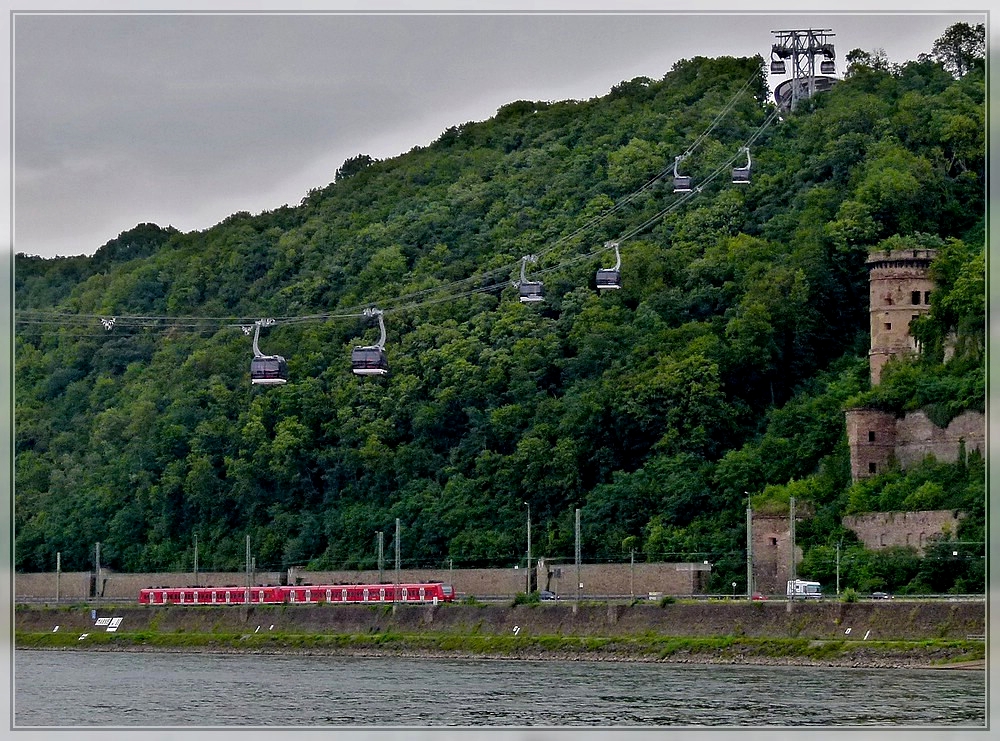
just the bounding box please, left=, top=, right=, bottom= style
left=15, top=561, right=713, bottom=602
left=842, top=510, right=963, bottom=554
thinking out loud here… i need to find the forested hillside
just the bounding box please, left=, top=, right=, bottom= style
left=14, top=28, right=986, bottom=594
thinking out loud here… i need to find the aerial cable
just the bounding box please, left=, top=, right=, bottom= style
left=16, top=73, right=773, bottom=334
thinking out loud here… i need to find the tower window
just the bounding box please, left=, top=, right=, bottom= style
left=924, top=291, right=931, bottom=304
left=868, top=431, right=876, bottom=442
left=911, top=291, right=921, bottom=305
left=884, top=322, right=891, bottom=330
left=769, top=537, right=778, bottom=547
left=869, top=462, right=877, bottom=473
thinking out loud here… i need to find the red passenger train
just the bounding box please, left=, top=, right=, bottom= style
left=138, top=581, right=455, bottom=606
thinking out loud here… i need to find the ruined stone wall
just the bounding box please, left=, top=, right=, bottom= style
left=841, top=510, right=963, bottom=554
left=845, top=408, right=985, bottom=482
left=894, top=410, right=985, bottom=468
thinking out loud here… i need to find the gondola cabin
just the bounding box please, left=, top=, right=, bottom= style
left=731, top=167, right=751, bottom=184
left=820, top=60, right=835, bottom=74
left=673, top=175, right=692, bottom=193
left=770, top=59, right=786, bottom=74
left=351, top=346, right=389, bottom=375
left=519, top=281, right=544, bottom=303
left=250, top=355, right=288, bottom=385
left=595, top=268, right=621, bottom=290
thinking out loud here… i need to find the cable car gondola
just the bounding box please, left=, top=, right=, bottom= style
left=770, top=44, right=788, bottom=75
left=672, top=155, right=692, bottom=193
left=596, top=241, right=622, bottom=291
left=351, top=308, right=389, bottom=376
left=731, top=147, right=751, bottom=184
left=248, top=319, right=288, bottom=385
left=518, top=255, right=544, bottom=303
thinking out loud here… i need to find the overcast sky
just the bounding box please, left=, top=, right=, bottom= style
left=9, top=6, right=988, bottom=259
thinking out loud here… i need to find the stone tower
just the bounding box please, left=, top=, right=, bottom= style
left=867, top=248, right=936, bottom=385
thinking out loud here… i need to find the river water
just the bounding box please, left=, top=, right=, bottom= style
left=13, top=649, right=985, bottom=730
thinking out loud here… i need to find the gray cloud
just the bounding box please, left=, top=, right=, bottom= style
left=12, top=11, right=985, bottom=258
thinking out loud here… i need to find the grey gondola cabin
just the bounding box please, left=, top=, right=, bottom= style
left=352, top=307, right=389, bottom=376
left=251, top=356, right=288, bottom=385
left=351, top=346, right=389, bottom=375
left=248, top=319, right=288, bottom=385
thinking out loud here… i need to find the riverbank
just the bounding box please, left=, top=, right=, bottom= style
left=14, top=600, right=986, bottom=669
left=15, top=630, right=986, bottom=669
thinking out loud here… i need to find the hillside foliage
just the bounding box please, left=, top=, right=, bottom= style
left=14, top=28, right=985, bottom=595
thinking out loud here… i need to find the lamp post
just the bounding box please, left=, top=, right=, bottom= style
left=524, top=502, right=532, bottom=594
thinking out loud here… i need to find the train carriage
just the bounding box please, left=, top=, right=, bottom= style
left=140, top=581, right=454, bottom=606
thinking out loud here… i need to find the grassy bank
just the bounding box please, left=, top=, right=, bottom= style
left=15, top=629, right=985, bottom=668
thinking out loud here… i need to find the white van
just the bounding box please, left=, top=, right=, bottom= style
left=787, top=579, right=823, bottom=599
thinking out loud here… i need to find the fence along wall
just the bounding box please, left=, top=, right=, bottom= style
left=15, top=561, right=713, bottom=601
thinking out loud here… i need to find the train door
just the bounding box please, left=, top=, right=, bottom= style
left=305, top=589, right=311, bottom=602
left=379, top=588, right=385, bottom=602
left=363, top=588, right=369, bottom=602
left=419, top=587, right=425, bottom=602
left=402, top=587, right=408, bottom=602
left=225, top=591, right=231, bottom=604
left=342, top=588, right=348, bottom=603
left=326, top=589, right=332, bottom=602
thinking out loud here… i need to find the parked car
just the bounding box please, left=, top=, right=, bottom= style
left=751, top=592, right=768, bottom=601
left=539, top=590, right=557, bottom=601
left=871, top=591, right=892, bottom=600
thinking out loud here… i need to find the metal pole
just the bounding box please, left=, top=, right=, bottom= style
left=524, top=502, right=531, bottom=594
left=95, top=542, right=101, bottom=600
left=56, top=552, right=60, bottom=604
left=630, top=548, right=635, bottom=599
left=746, top=494, right=753, bottom=599
left=245, top=535, right=251, bottom=602
left=575, top=508, right=582, bottom=606
left=378, top=531, right=384, bottom=583
left=194, top=535, right=198, bottom=587
left=789, top=496, right=796, bottom=583
left=836, top=539, right=841, bottom=596
left=395, top=518, right=401, bottom=604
